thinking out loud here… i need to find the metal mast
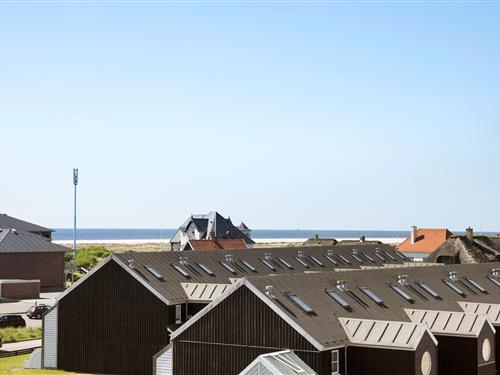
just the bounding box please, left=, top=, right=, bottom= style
left=73, top=168, right=78, bottom=261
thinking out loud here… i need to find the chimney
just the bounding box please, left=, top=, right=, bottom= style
left=466, top=227, right=474, bottom=241
left=336, top=280, right=347, bottom=292
left=398, top=275, right=408, bottom=285
left=128, top=259, right=135, bottom=269
left=449, top=271, right=458, bottom=280
left=265, top=285, right=274, bottom=298
left=297, top=250, right=304, bottom=258
left=360, top=235, right=366, bottom=243
left=225, top=254, right=234, bottom=262
left=208, top=232, right=214, bottom=240
left=315, top=233, right=319, bottom=240
left=410, top=226, right=417, bottom=244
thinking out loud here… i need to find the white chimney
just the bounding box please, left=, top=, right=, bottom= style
left=410, top=226, right=417, bottom=244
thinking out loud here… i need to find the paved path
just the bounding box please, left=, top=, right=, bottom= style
left=1, top=339, right=41, bottom=352
left=0, top=291, right=60, bottom=328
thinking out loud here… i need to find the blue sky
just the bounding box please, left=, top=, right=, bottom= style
left=0, top=2, right=499, bottom=230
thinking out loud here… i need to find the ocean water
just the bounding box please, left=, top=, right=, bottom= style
left=53, top=228, right=410, bottom=241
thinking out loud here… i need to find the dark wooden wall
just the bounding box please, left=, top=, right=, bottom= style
left=476, top=324, right=496, bottom=375
left=0, top=252, right=64, bottom=287
left=347, top=346, right=414, bottom=375
left=58, top=260, right=169, bottom=375
left=173, top=285, right=330, bottom=375
left=414, top=331, right=438, bottom=375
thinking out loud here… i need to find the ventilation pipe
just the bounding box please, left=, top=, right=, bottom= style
left=449, top=271, right=458, bottom=280
left=398, top=275, right=408, bottom=285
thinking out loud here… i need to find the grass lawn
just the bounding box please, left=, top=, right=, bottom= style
left=0, top=328, right=42, bottom=343
left=0, top=355, right=88, bottom=374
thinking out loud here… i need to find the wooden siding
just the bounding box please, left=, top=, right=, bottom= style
left=173, top=285, right=326, bottom=375
left=0, top=252, right=64, bottom=287
left=57, top=260, right=169, bottom=375
left=347, top=346, right=414, bottom=375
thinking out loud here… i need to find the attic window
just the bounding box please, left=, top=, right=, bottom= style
left=287, top=292, right=316, bottom=315
left=171, top=264, right=190, bottom=279
left=374, top=251, right=386, bottom=262
left=277, top=257, right=294, bottom=270
left=360, top=287, right=384, bottom=306
left=326, top=289, right=352, bottom=311
left=310, top=256, right=324, bottom=267
left=363, top=253, right=376, bottom=263
left=338, top=255, right=352, bottom=265
left=220, top=261, right=237, bottom=275
left=145, top=266, right=163, bottom=280
left=261, top=258, right=277, bottom=271
left=390, top=284, right=415, bottom=303
left=465, top=277, right=488, bottom=294
left=384, top=251, right=397, bottom=261
left=197, top=262, right=215, bottom=276
left=487, top=276, right=500, bottom=288
left=294, top=256, right=310, bottom=268
left=415, top=282, right=441, bottom=299
left=241, top=260, right=257, bottom=273
left=442, top=279, right=466, bottom=297
left=324, top=254, right=339, bottom=266
left=351, top=251, right=364, bottom=264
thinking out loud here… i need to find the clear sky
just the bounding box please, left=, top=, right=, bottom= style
left=0, top=1, right=499, bottom=231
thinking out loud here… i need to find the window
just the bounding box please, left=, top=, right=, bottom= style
left=324, top=254, right=339, bottom=265
left=241, top=260, right=257, bottom=273
left=384, top=251, right=397, bottom=261
left=326, top=289, right=352, bottom=311
left=338, top=255, right=352, bottom=265
left=261, top=258, right=277, bottom=271
left=374, top=251, right=386, bottom=262
left=287, top=292, right=315, bottom=315
left=220, top=261, right=237, bottom=275
left=442, top=279, right=466, bottom=297
left=390, top=284, right=414, bottom=303
left=488, top=275, right=500, bottom=287
left=310, top=256, right=324, bottom=267
left=175, top=304, right=182, bottom=324
left=363, top=253, right=376, bottom=263
left=351, top=252, right=364, bottom=264
left=395, top=251, right=408, bottom=260
left=277, top=257, right=293, bottom=269
left=171, top=264, right=190, bottom=279
left=197, top=262, right=215, bottom=276
left=331, top=350, right=339, bottom=374
left=466, top=277, right=488, bottom=294
left=416, top=282, right=441, bottom=299
left=294, top=256, right=310, bottom=268
left=360, top=287, right=384, bottom=306
left=145, top=266, right=163, bottom=280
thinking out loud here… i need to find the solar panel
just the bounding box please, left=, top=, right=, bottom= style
left=360, top=287, right=384, bottom=306
left=294, top=256, right=310, bottom=268
left=488, top=276, right=500, bottom=288
left=171, top=264, right=190, bottom=279
left=287, top=292, right=315, bottom=315
left=309, top=256, right=324, bottom=267
left=196, top=262, right=215, bottom=276
left=338, top=255, right=352, bottom=265
left=277, top=257, right=293, bottom=269
left=220, top=261, right=237, bottom=275
left=416, top=282, right=441, bottom=299
left=465, top=278, right=488, bottom=294
left=326, top=289, right=352, bottom=311
left=241, top=260, right=257, bottom=273
left=145, top=266, right=163, bottom=280
left=351, top=252, right=364, bottom=264
left=390, top=284, right=414, bottom=303
left=443, top=279, right=466, bottom=297
left=324, top=254, right=339, bottom=265
left=261, top=258, right=277, bottom=271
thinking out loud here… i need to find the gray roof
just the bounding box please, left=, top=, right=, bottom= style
left=0, top=229, right=69, bottom=253
left=0, top=213, right=53, bottom=233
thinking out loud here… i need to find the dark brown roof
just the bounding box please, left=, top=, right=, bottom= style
left=0, top=228, right=69, bottom=253
left=425, top=236, right=500, bottom=264
left=0, top=213, right=53, bottom=233
left=187, top=239, right=248, bottom=251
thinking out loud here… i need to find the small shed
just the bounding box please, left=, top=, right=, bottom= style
left=239, top=350, right=317, bottom=375
left=406, top=308, right=496, bottom=375
left=339, top=317, right=438, bottom=375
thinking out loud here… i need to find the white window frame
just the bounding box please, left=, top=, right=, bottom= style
left=175, top=304, right=182, bottom=324
left=331, top=349, right=339, bottom=374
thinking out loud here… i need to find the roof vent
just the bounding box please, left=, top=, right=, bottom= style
left=352, top=249, right=359, bottom=254
left=336, top=280, right=348, bottom=292
left=179, top=256, right=188, bottom=266
left=12, top=229, right=17, bottom=235
left=492, top=269, right=500, bottom=278
left=449, top=271, right=458, bottom=280
left=398, top=275, right=408, bottom=285
left=327, top=249, right=334, bottom=256
left=264, top=252, right=272, bottom=260
left=225, top=254, right=234, bottom=262
left=128, top=259, right=135, bottom=269
left=265, top=285, right=275, bottom=298
left=297, top=250, right=304, bottom=258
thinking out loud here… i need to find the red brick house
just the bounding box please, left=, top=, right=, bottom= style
left=398, top=226, right=452, bottom=254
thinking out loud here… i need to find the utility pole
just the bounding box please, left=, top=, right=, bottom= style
left=72, top=168, right=78, bottom=283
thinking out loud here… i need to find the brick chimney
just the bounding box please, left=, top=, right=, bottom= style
left=466, top=227, right=474, bottom=241
left=360, top=235, right=366, bottom=243
left=410, top=226, right=417, bottom=244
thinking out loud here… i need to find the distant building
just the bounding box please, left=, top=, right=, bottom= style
left=397, top=226, right=452, bottom=254
left=184, top=239, right=248, bottom=251
left=0, top=213, right=54, bottom=240
left=0, top=228, right=70, bottom=288
left=238, top=222, right=251, bottom=238
left=170, top=211, right=255, bottom=251
left=303, top=234, right=338, bottom=247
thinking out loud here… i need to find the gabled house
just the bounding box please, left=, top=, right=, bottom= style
left=0, top=213, right=54, bottom=240
left=170, top=212, right=255, bottom=251
left=398, top=226, right=452, bottom=255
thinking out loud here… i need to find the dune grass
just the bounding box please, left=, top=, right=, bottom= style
left=0, top=328, right=42, bottom=344
left=0, top=354, right=87, bottom=374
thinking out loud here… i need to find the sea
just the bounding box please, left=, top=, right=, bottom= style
left=53, top=228, right=411, bottom=241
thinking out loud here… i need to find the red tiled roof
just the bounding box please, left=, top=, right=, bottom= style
left=398, top=228, right=452, bottom=254
left=188, top=239, right=248, bottom=251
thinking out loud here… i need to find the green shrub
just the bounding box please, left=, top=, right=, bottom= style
left=75, top=246, right=111, bottom=269
left=0, top=327, right=42, bottom=343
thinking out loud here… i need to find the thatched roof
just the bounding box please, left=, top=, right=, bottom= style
left=425, top=236, right=500, bottom=264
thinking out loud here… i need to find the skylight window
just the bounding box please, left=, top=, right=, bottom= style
left=220, top=261, right=237, bottom=275
left=197, top=262, right=215, bottom=276
left=360, top=287, right=384, bottom=306
left=351, top=252, right=364, bottom=264
left=310, top=256, right=324, bottom=267
left=363, top=253, right=376, bottom=263
left=145, top=266, right=163, bottom=280
left=294, top=256, right=310, bottom=268
left=442, top=279, right=466, bottom=297
left=261, top=258, right=277, bottom=271
left=488, top=276, right=500, bottom=288
left=415, top=282, right=441, bottom=299
left=324, top=254, right=338, bottom=266
left=287, top=292, right=316, bottom=315
left=390, top=284, right=414, bottom=303
left=374, top=251, right=386, bottom=262
left=277, top=257, right=293, bottom=269
left=465, top=278, right=488, bottom=294
left=394, top=251, right=408, bottom=260
left=326, top=289, right=352, bottom=311
left=338, top=255, right=352, bottom=265
left=241, top=260, right=257, bottom=273
left=384, top=251, right=397, bottom=261
left=171, top=264, right=190, bottom=279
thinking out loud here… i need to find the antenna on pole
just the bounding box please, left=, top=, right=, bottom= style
left=72, top=168, right=78, bottom=284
